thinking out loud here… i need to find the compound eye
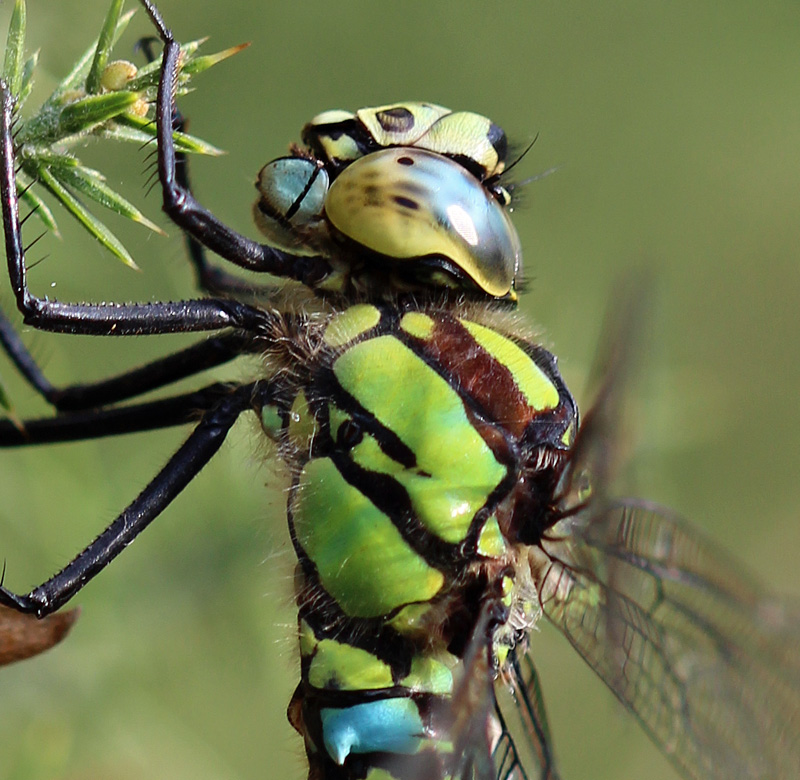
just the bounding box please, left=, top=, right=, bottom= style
left=253, top=157, right=330, bottom=254
left=325, top=148, right=521, bottom=299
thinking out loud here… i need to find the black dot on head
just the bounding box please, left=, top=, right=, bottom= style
left=376, top=106, right=415, bottom=133
left=393, top=195, right=419, bottom=210
left=397, top=156, right=414, bottom=166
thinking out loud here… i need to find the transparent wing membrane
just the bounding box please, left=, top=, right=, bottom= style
left=493, top=654, right=561, bottom=780
left=537, top=499, right=800, bottom=780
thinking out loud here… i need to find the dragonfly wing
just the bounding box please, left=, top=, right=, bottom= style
left=535, top=498, right=800, bottom=780
left=493, top=653, right=561, bottom=780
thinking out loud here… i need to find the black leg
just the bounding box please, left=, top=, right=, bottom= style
left=137, top=0, right=331, bottom=289
left=137, top=36, right=279, bottom=299
left=177, top=152, right=283, bottom=298
left=0, top=309, right=253, bottom=410
left=0, top=381, right=258, bottom=616
left=0, top=382, right=235, bottom=445
left=0, top=84, right=269, bottom=337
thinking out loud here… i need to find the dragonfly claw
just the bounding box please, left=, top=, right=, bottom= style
left=0, top=586, right=40, bottom=616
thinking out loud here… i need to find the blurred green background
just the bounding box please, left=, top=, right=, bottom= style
left=1, top=1, right=798, bottom=779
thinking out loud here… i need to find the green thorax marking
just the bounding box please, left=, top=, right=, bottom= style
left=292, top=456, right=446, bottom=618
left=333, top=334, right=506, bottom=544
left=323, top=303, right=381, bottom=348
left=289, top=305, right=572, bottom=622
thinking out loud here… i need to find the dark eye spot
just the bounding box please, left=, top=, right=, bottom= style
left=397, top=156, right=414, bottom=166
left=338, top=420, right=364, bottom=449
left=393, top=195, right=419, bottom=210
left=376, top=107, right=415, bottom=133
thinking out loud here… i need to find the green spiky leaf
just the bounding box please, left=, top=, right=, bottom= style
left=85, top=0, right=125, bottom=94
left=2, top=0, right=26, bottom=96
left=3, top=0, right=243, bottom=264
left=18, top=90, right=142, bottom=145
left=125, top=40, right=249, bottom=91
left=124, top=37, right=207, bottom=90
left=182, top=42, right=250, bottom=77
left=114, top=113, right=224, bottom=155
left=17, top=50, right=37, bottom=106
left=50, top=161, right=164, bottom=235
left=56, top=8, right=136, bottom=96
left=36, top=163, right=138, bottom=268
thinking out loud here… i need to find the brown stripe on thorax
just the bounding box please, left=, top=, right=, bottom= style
left=414, top=314, right=537, bottom=439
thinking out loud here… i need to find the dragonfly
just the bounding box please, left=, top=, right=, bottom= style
left=1, top=2, right=799, bottom=779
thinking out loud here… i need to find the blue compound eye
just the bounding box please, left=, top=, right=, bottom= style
left=253, top=157, right=330, bottom=255
left=324, top=147, right=521, bottom=299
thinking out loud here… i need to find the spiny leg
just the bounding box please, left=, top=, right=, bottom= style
left=0, top=311, right=251, bottom=410
left=137, top=36, right=279, bottom=298
left=175, top=146, right=283, bottom=298
left=137, top=0, right=331, bottom=289
left=0, top=84, right=268, bottom=337
left=0, top=381, right=259, bottom=617
left=0, top=382, right=235, bottom=445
